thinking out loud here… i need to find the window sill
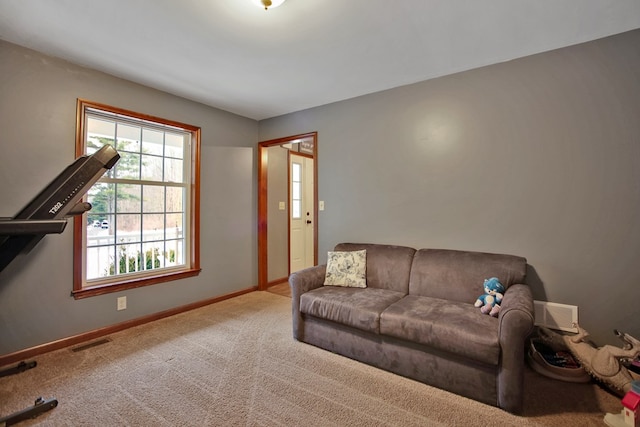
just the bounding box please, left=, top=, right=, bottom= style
left=72, top=268, right=202, bottom=299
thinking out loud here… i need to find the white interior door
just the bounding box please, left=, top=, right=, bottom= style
left=290, top=154, right=314, bottom=273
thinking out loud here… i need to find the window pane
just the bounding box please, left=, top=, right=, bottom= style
left=87, top=226, right=115, bottom=248
left=166, top=187, right=184, bottom=213
left=293, top=182, right=301, bottom=200
left=141, top=154, right=164, bottom=181
left=142, top=129, right=164, bottom=156
left=142, top=214, right=165, bottom=242
left=292, top=163, right=301, bottom=181
left=116, top=214, right=141, bottom=243
left=292, top=200, right=301, bottom=218
left=86, top=246, right=114, bottom=280
left=116, top=184, right=141, bottom=213
left=143, top=185, right=165, bottom=213
left=164, top=158, right=183, bottom=183
left=115, top=243, right=141, bottom=275
left=166, top=213, right=183, bottom=239
left=166, top=239, right=184, bottom=266
left=115, top=152, right=141, bottom=180
left=165, top=133, right=184, bottom=159
left=87, top=213, right=102, bottom=231
left=87, top=118, right=115, bottom=154
left=142, top=242, right=164, bottom=270
left=87, top=182, right=116, bottom=216
left=116, top=124, right=141, bottom=153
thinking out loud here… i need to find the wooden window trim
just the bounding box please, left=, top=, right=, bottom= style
left=72, top=99, right=201, bottom=299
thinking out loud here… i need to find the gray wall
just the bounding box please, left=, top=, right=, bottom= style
left=267, top=145, right=289, bottom=282
left=0, top=41, right=258, bottom=355
left=259, top=30, right=640, bottom=346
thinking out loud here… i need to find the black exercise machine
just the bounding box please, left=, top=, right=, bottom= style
left=0, top=144, right=120, bottom=426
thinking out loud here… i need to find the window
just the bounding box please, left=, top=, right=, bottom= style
left=73, top=99, right=201, bottom=298
left=291, top=161, right=302, bottom=219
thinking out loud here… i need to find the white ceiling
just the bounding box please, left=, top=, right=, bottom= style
left=1, top=0, right=640, bottom=120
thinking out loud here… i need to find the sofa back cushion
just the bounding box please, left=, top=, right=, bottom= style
left=334, top=243, right=416, bottom=294
left=408, top=249, right=527, bottom=303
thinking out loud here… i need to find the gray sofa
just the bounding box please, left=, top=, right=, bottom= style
left=289, top=243, right=535, bottom=414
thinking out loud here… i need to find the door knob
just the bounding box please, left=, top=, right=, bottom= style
left=306, top=220, right=312, bottom=224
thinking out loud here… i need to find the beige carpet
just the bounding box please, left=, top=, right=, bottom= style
left=0, top=291, right=621, bottom=426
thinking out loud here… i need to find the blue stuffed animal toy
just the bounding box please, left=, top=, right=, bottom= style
left=474, top=277, right=505, bottom=317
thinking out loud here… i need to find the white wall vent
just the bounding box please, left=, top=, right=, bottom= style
left=534, top=301, right=578, bottom=333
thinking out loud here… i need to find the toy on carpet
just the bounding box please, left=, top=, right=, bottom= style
left=538, top=324, right=640, bottom=396
left=474, top=277, right=505, bottom=317
left=604, top=380, right=640, bottom=427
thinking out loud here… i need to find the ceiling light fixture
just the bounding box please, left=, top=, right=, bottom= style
left=252, top=0, right=286, bottom=10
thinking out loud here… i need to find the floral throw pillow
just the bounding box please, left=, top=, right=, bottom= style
left=324, top=249, right=367, bottom=288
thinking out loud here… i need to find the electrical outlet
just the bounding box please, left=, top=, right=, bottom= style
left=117, top=296, right=127, bottom=311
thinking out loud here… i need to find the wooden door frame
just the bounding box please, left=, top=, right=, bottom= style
left=258, top=132, right=318, bottom=291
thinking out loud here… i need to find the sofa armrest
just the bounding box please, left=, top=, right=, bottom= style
left=289, top=264, right=326, bottom=340
left=496, top=283, right=535, bottom=414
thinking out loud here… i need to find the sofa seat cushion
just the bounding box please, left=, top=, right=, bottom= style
left=380, top=295, right=500, bottom=365
left=300, top=286, right=406, bottom=334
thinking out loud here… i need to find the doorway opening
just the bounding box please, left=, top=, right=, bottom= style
left=258, top=132, right=318, bottom=291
